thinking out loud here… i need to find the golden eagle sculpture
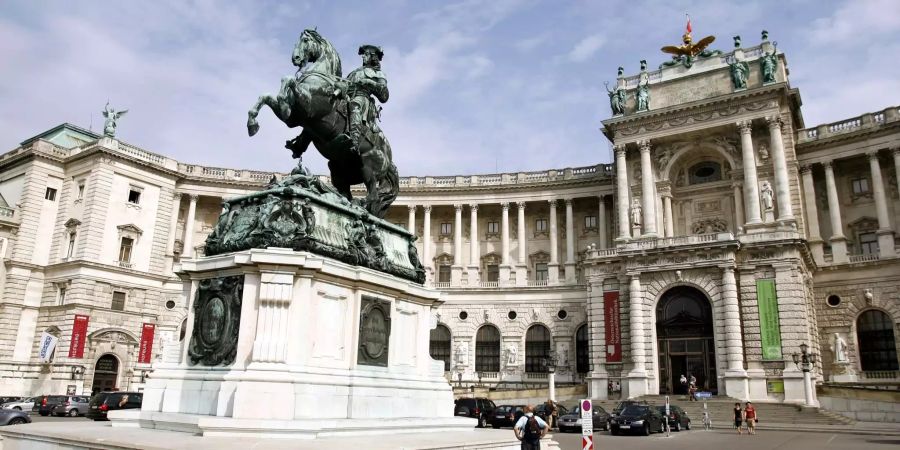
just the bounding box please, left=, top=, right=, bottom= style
left=658, top=15, right=720, bottom=69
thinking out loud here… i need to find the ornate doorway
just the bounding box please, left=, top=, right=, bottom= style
left=656, top=286, right=717, bottom=395
left=91, top=354, right=119, bottom=395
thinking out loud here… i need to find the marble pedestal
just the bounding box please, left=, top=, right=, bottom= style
left=125, top=248, right=472, bottom=438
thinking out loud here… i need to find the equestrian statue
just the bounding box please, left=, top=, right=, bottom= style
left=247, top=29, right=399, bottom=219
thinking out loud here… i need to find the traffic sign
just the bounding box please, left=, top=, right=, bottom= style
left=580, top=398, right=592, bottom=436
left=582, top=435, right=593, bottom=450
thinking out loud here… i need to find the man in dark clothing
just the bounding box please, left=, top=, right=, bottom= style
left=514, top=405, right=549, bottom=450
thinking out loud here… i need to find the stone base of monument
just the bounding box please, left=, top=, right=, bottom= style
left=119, top=248, right=466, bottom=438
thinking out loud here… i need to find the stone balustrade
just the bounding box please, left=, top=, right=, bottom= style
left=797, top=106, right=899, bottom=143
left=0, top=206, right=14, bottom=219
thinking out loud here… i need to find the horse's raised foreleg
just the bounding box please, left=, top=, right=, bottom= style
left=248, top=94, right=276, bottom=136
left=247, top=77, right=297, bottom=136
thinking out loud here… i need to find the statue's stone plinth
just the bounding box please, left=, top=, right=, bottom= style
left=120, top=248, right=467, bottom=438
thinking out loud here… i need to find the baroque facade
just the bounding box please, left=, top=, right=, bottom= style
left=0, top=34, right=898, bottom=404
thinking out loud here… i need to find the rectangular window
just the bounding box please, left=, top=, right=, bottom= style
left=859, top=232, right=879, bottom=255
left=535, top=218, right=548, bottom=232
left=584, top=215, right=598, bottom=229
left=851, top=177, right=870, bottom=195
left=487, top=221, right=500, bottom=234
left=535, top=263, right=548, bottom=281
left=127, top=189, right=141, bottom=204
left=111, top=291, right=126, bottom=311
left=440, top=222, right=452, bottom=235
left=45, top=187, right=57, bottom=201
left=66, top=232, right=76, bottom=258
left=77, top=182, right=85, bottom=200
left=118, top=237, right=134, bottom=263
left=58, top=287, right=66, bottom=306
left=438, top=265, right=452, bottom=283
left=486, top=264, right=499, bottom=282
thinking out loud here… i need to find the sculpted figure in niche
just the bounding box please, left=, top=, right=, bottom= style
left=758, top=143, right=769, bottom=161
left=832, top=333, right=848, bottom=363
left=507, top=344, right=518, bottom=365
left=631, top=199, right=642, bottom=226
left=455, top=342, right=468, bottom=367
left=760, top=181, right=774, bottom=211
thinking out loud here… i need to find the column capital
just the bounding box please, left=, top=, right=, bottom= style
left=423, top=204, right=432, bottom=213
left=822, top=160, right=835, bottom=170
left=799, top=164, right=814, bottom=174
left=564, top=198, right=574, bottom=207
left=613, top=144, right=627, bottom=157
left=892, top=147, right=900, bottom=156
left=765, top=115, right=782, bottom=129
left=548, top=199, right=557, bottom=208
left=172, top=191, right=184, bottom=201
left=453, top=204, right=463, bottom=212
left=736, top=119, right=753, bottom=134
left=866, top=150, right=881, bottom=160
left=637, top=139, right=652, bottom=152
left=731, top=181, right=744, bottom=189
left=501, top=202, right=510, bottom=210
left=188, top=194, right=199, bottom=202
left=516, top=201, right=526, bottom=210
left=469, top=203, right=478, bottom=212
left=408, top=204, right=417, bottom=212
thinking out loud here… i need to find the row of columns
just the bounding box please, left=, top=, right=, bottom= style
left=801, top=148, right=899, bottom=263
left=615, top=116, right=795, bottom=241
left=407, top=198, right=611, bottom=284
left=165, top=192, right=199, bottom=273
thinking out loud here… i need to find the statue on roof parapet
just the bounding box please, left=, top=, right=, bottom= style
left=102, top=102, right=128, bottom=138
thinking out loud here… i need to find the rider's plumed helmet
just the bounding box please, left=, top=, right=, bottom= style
left=358, top=45, right=384, bottom=61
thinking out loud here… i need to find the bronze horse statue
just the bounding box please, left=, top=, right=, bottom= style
left=247, top=29, right=398, bottom=218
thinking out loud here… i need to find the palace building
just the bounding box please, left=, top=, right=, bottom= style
left=0, top=32, right=898, bottom=405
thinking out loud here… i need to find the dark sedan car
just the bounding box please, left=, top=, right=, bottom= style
left=453, top=397, right=496, bottom=428
left=0, top=408, right=31, bottom=426
left=85, top=392, right=143, bottom=421
left=32, top=395, right=65, bottom=416
left=488, top=404, right=526, bottom=428
left=558, top=402, right=609, bottom=432
left=609, top=405, right=666, bottom=436
left=655, top=405, right=691, bottom=431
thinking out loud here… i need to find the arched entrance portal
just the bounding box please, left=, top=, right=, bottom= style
left=656, top=286, right=717, bottom=395
left=91, top=354, right=119, bottom=395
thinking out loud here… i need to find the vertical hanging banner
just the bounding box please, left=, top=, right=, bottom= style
left=756, top=280, right=783, bottom=360
left=604, top=291, right=622, bottom=362
left=138, top=323, right=156, bottom=364
left=68, top=314, right=89, bottom=358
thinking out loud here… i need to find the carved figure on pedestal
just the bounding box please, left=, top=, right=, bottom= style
left=761, top=44, right=778, bottom=84
left=636, top=80, right=650, bottom=112
left=832, top=333, right=848, bottom=363
left=455, top=342, right=468, bottom=367
left=760, top=181, right=774, bottom=212
left=605, top=81, right=626, bottom=116
left=506, top=344, right=518, bottom=366
left=729, top=60, right=749, bottom=89
left=758, top=143, right=769, bottom=161
left=631, top=199, right=642, bottom=226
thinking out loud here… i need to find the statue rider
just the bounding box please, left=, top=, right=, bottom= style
left=346, top=45, right=389, bottom=153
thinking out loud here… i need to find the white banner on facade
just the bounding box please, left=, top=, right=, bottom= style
left=38, top=332, right=58, bottom=363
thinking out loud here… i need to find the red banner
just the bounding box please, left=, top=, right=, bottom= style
left=604, top=291, right=622, bottom=362
left=68, top=314, right=89, bottom=358
left=138, top=323, right=156, bottom=364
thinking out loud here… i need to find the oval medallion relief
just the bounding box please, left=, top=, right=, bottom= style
left=200, top=297, right=226, bottom=346
left=361, top=307, right=388, bottom=359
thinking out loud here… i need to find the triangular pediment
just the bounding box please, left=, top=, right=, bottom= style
left=117, top=224, right=143, bottom=235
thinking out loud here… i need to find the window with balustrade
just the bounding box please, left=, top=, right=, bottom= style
left=584, top=215, right=597, bottom=232
left=525, top=324, right=551, bottom=373
left=438, top=264, right=451, bottom=283
left=535, top=263, right=548, bottom=281
left=535, top=218, right=548, bottom=233
left=429, top=324, right=452, bottom=372
left=118, top=237, right=134, bottom=264
left=851, top=177, right=870, bottom=197
left=475, top=325, right=501, bottom=372
left=857, top=310, right=898, bottom=371
left=486, top=264, right=499, bottom=282
left=859, top=232, right=879, bottom=256
left=486, top=221, right=500, bottom=238
left=440, top=222, right=452, bottom=236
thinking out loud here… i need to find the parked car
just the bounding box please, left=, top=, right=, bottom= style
left=0, top=397, right=23, bottom=405
left=558, top=401, right=610, bottom=432
left=453, top=397, right=496, bottom=428
left=535, top=402, right=568, bottom=424
left=0, top=409, right=31, bottom=426
left=33, top=395, right=64, bottom=416
left=51, top=395, right=91, bottom=417
left=654, top=405, right=691, bottom=431
left=488, top=404, right=526, bottom=428
left=609, top=404, right=665, bottom=436
left=608, top=399, right=649, bottom=424
left=86, top=392, right=143, bottom=421
left=1, top=397, right=34, bottom=411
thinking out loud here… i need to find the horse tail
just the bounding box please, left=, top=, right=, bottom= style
left=377, top=163, right=400, bottom=217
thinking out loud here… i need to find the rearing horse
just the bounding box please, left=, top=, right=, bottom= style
left=247, top=29, right=399, bottom=218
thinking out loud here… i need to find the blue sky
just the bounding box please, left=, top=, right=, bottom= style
left=1, top=0, right=898, bottom=176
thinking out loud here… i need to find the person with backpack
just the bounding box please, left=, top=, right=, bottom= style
left=514, top=404, right=549, bottom=450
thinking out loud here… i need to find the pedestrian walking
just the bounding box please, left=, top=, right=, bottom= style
left=733, top=402, right=743, bottom=435
left=514, top=405, right=550, bottom=450
left=744, top=401, right=757, bottom=435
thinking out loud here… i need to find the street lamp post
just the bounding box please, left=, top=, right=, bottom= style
left=791, top=343, right=818, bottom=407
left=542, top=350, right=558, bottom=401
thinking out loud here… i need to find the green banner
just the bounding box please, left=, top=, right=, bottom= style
left=756, top=279, right=783, bottom=360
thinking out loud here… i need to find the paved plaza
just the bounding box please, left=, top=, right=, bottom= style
left=555, top=429, right=899, bottom=450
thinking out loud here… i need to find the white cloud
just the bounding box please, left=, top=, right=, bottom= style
left=808, top=0, right=900, bottom=45
left=568, top=34, right=606, bottom=62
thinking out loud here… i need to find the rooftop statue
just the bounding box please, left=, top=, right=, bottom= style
left=660, top=16, right=721, bottom=69
left=102, top=102, right=128, bottom=138
left=247, top=29, right=398, bottom=218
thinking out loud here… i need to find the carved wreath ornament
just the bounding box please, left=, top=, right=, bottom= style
left=188, top=275, right=244, bottom=366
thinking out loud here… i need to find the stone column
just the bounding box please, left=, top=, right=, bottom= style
left=407, top=205, right=416, bottom=233
left=732, top=183, right=745, bottom=234
left=468, top=204, right=480, bottom=285
left=626, top=274, right=648, bottom=398
left=722, top=266, right=749, bottom=399
left=868, top=151, right=896, bottom=257
left=800, top=165, right=825, bottom=263
left=564, top=198, right=576, bottom=282
left=500, top=202, right=512, bottom=284
left=586, top=279, right=609, bottom=399
left=615, top=145, right=631, bottom=240
left=638, top=141, right=658, bottom=236
left=661, top=191, right=674, bottom=238
left=598, top=195, right=608, bottom=249
left=516, top=202, right=528, bottom=286
left=452, top=204, right=463, bottom=286
left=738, top=120, right=762, bottom=225
left=423, top=205, right=432, bottom=280
left=894, top=148, right=900, bottom=205
left=823, top=161, right=848, bottom=263
left=766, top=116, right=794, bottom=221
left=548, top=200, right=560, bottom=285
left=165, top=192, right=183, bottom=273
left=182, top=194, right=199, bottom=258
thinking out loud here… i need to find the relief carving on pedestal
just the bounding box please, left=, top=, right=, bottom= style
left=187, top=275, right=244, bottom=367
left=357, top=296, right=392, bottom=367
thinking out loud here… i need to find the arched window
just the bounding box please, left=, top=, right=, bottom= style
left=688, top=161, right=722, bottom=185
left=857, top=310, right=899, bottom=371
left=576, top=324, right=589, bottom=374
left=429, top=324, right=452, bottom=372
left=525, top=324, right=551, bottom=373
left=475, top=325, right=501, bottom=372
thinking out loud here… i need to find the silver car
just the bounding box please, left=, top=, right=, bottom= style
left=50, top=395, right=91, bottom=417
left=1, top=397, right=35, bottom=411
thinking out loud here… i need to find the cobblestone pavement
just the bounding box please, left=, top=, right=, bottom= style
left=553, top=429, right=898, bottom=450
